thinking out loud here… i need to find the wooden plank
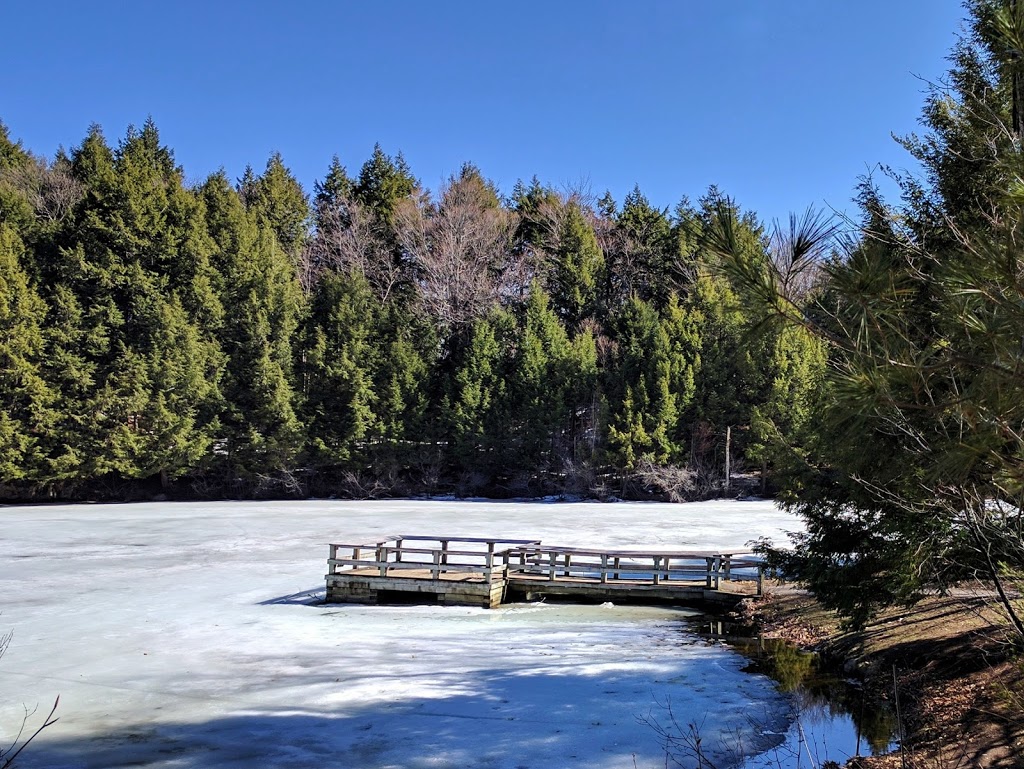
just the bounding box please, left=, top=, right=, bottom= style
left=390, top=536, right=539, bottom=548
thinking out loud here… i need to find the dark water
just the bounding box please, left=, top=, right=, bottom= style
left=688, top=618, right=898, bottom=768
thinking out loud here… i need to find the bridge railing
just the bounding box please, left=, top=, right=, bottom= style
left=504, top=545, right=764, bottom=593
left=328, top=536, right=541, bottom=583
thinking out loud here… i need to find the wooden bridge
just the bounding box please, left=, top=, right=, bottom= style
left=325, top=536, right=764, bottom=609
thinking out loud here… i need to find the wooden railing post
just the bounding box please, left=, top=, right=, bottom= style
left=613, top=556, right=620, bottom=580
left=432, top=548, right=441, bottom=580
left=395, top=538, right=404, bottom=563
left=548, top=551, right=557, bottom=581
left=600, top=554, right=608, bottom=584
left=377, top=544, right=387, bottom=577
left=440, top=539, right=449, bottom=571
left=563, top=552, right=571, bottom=577
left=705, top=557, right=714, bottom=588
left=329, top=544, right=338, bottom=575
left=723, top=554, right=732, bottom=582
left=653, top=556, right=661, bottom=586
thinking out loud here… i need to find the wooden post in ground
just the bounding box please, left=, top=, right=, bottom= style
left=724, top=426, right=731, bottom=494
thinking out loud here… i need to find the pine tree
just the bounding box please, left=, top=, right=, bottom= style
left=353, top=144, right=416, bottom=231
left=512, top=284, right=577, bottom=472
left=314, top=155, right=354, bottom=218
left=202, top=171, right=303, bottom=478
left=369, top=301, right=433, bottom=465
left=240, top=152, right=309, bottom=260
left=608, top=186, right=676, bottom=308
left=549, top=201, right=604, bottom=330
left=37, top=120, right=226, bottom=486
left=299, top=270, right=378, bottom=468
left=606, top=297, right=681, bottom=469
left=0, top=224, right=55, bottom=483
left=441, top=309, right=516, bottom=481
left=712, top=1, right=1024, bottom=635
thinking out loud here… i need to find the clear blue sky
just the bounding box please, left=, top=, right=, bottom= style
left=3, top=1, right=965, bottom=226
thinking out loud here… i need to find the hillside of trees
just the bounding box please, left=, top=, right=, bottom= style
left=0, top=121, right=825, bottom=501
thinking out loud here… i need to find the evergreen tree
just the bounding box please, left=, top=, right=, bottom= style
left=511, top=283, right=578, bottom=471
left=313, top=155, right=354, bottom=218
left=202, top=171, right=303, bottom=478
left=606, top=297, right=681, bottom=469
left=608, top=186, right=675, bottom=308
left=353, top=144, right=416, bottom=231
left=549, top=201, right=604, bottom=330
left=0, top=224, right=54, bottom=483
left=747, top=324, right=828, bottom=494
left=240, top=152, right=309, bottom=259
left=440, top=309, right=516, bottom=480
left=36, top=120, right=226, bottom=485
left=369, top=301, right=433, bottom=464
left=714, top=1, right=1024, bottom=635
left=299, top=270, right=378, bottom=468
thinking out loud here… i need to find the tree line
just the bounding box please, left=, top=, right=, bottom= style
left=0, top=121, right=824, bottom=501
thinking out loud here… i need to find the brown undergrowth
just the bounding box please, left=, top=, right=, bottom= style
left=745, top=584, right=1024, bottom=768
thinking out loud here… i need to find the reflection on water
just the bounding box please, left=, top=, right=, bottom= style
left=689, top=619, right=897, bottom=768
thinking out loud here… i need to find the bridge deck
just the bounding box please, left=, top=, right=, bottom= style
left=325, top=536, right=763, bottom=609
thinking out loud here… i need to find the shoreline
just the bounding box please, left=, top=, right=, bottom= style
left=744, top=584, right=1024, bottom=768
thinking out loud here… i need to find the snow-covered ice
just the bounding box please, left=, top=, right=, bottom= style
left=0, top=498, right=804, bottom=768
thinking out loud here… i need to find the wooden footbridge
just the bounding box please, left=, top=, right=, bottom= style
left=326, top=536, right=764, bottom=609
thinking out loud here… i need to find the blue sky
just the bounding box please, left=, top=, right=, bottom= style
left=4, top=1, right=964, bottom=226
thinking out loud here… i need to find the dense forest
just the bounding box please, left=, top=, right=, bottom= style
left=0, top=0, right=1021, bottom=633
left=0, top=119, right=825, bottom=502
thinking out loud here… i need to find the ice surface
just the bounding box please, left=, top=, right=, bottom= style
left=0, top=499, right=803, bottom=768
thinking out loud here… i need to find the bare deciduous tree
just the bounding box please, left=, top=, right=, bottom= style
left=301, top=194, right=406, bottom=302
left=395, top=172, right=522, bottom=326
left=0, top=154, right=84, bottom=225
left=1, top=629, right=60, bottom=769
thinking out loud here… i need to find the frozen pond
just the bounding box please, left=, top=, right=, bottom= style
left=1, top=499, right=806, bottom=768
